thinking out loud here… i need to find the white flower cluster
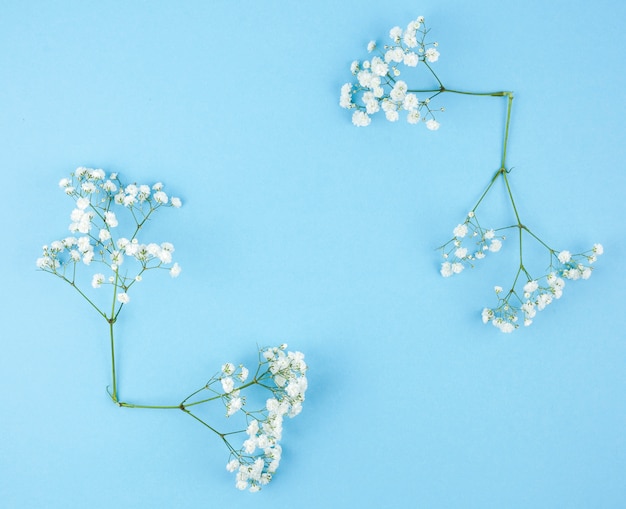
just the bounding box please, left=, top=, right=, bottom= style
left=37, top=168, right=183, bottom=305
left=340, top=16, right=442, bottom=128
left=224, top=345, right=308, bottom=493
left=439, top=212, right=505, bottom=277
left=481, top=244, right=604, bottom=332
left=217, top=362, right=250, bottom=417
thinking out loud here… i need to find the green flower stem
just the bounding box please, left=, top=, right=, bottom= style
left=501, top=170, right=521, bottom=225
left=59, top=274, right=107, bottom=319
left=470, top=168, right=504, bottom=213
left=184, top=378, right=266, bottom=408
left=130, top=205, right=159, bottom=241
left=501, top=93, right=514, bottom=169
left=118, top=401, right=181, bottom=410
left=423, top=61, right=444, bottom=88
left=406, top=86, right=512, bottom=98
left=109, top=319, right=118, bottom=403
left=522, top=226, right=556, bottom=253
left=109, top=271, right=120, bottom=402
left=115, top=376, right=266, bottom=410
left=183, top=409, right=238, bottom=454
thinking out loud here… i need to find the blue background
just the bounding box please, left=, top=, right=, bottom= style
left=2, top=1, right=625, bottom=507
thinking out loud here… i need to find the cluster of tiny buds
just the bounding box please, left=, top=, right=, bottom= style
left=340, top=16, right=442, bottom=129
left=482, top=244, right=604, bottom=332
left=440, top=211, right=505, bottom=277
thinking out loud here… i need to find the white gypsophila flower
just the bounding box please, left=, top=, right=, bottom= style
left=36, top=256, right=52, bottom=269
left=489, top=239, right=502, bottom=252
left=227, top=397, right=243, bottom=416
left=160, top=242, right=174, bottom=252
left=426, top=119, right=440, bottom=131
left=81, top=182, right=96, bottom=194
left=91, top=273, right=105, bottom=288
left=481, top=308, right=494, bottom=324
left=453, top=223, right=468, bottom=238
left=390, top=80, right=408, bottom=101
left=226, top=460, right=240, bottom=473
left=158, top=250, right=172, bottom=264
left=82, top=250, right=94, bottom=265
left=370, top=56, right=388, bottom=77
left=76, top=197, right=90, bottom=210
left=90, top=169, right=105, bottom=180
left=352, top=110, right=371, bottom=127
left=222, top=362, right=235, bottom=375
left=50, top=240, right=64, bottom=251
left=385, top=110, right=400, bottom=122
left=221, top=377, right=234, bottom=394
left=384, top=47, right=403, bottom=63
left=365, top=100, right=380, bottom=114
left=389, top=26, right=402, bottom=42
left=404, top=52, right=419, bottom=67
left=110, top=250, right=124, bottom=266
left=454, top=247, right=468, bottom=259
left=593, top=243, right=604, bottom=255
left=238, top=366, right=249, bottom=382
left=99, top=229, right=111, bottom=242
left=117, top=292, right=130, bottom=304
left=558, top=250, right=571, bottom=263
left=152, top=182, right=163, bottom=191
left=484, top=229, right=495, bottom=240
left=70, top=208, right=84, bottom=222
left=407, top=110, right=421, bottom=124
left=425, top=48, right=440, bottom=62
left=407, top=19, right=421, bottom=32
left=357, top=69, right=373, bottom=88
left=440, top=262, right=453, bottom=277
left=403, top=32, right=418, bottom=48
left=170, top=262, right=182, bottom=277
left=104, top=211, right=118, bottom=227
left=496, top=320, right=515, bottom=333
left=171, top=197, right=182, bottom=208
left=367, top=40, right=376, bottom=52
left=59, top=178, right=70, bottom=188
left=147, top=243, right=160, bottom=256
left=154, top=191, right=168, bottom=204
left=451, top=262, right=464, bottom=274
left=102, top=180, right=117, bottom=192
left=403, top=93, right=419, bottom=111
left=523, top=280, right=538, bottom=294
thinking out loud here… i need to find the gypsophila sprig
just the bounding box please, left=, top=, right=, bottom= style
left=341, top=17, right=604, bottom=332
left=120, top=344, right=307, bottom=493
left=340, top=16, right=443, bottom=128
left=38, top=168, right=308, bottom=490
left=38, top=167, right=183, bottom=399
left=481, top=245, right=603, bottom=332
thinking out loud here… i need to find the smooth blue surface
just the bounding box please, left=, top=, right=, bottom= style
left=2, top=1, right=625, bottom=507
